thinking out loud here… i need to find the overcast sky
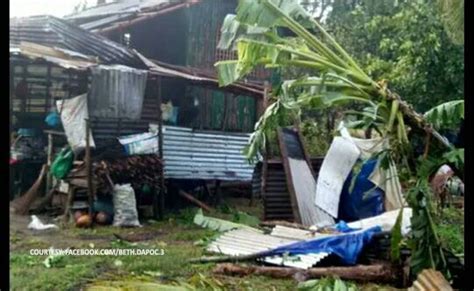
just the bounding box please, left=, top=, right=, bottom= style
left=10, top=0, right=97, bottom=18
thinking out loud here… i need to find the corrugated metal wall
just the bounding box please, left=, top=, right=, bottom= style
left=89, top=65, right=148, bottom=120
left=160, top=126, right=254, bottom=181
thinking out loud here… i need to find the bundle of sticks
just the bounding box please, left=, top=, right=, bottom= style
left=94, top=154, right=163, bottom=194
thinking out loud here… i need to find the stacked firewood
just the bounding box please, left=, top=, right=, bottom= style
left=94, top=154, right=163, bottom=194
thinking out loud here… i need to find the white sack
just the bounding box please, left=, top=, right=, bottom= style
left=56, top=94, right=95, bottom=153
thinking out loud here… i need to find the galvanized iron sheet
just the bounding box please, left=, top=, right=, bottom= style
left=89, top=65, right=148, bottom=120
left=159, top=126, right=254, bottom=181
left=261, top=158, right=324, bottom=221
left=207, top=228, right=329, bottom=269
left=10, top=15, right=144, bottom=68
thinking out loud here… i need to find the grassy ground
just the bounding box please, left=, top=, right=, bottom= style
left=10, top=198, right=297, bottom=290
left=10, top=197, right=404, bottom=290
left=433, top=206, right=464, bottom=255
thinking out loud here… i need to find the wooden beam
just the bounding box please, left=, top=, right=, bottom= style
left=213, top=263, right=399, bottom=284
left=85, top=118, right=93, bottom=225
left=156, top=77, right=165, bottom=220
left=178, top=190, right=213, bottom=212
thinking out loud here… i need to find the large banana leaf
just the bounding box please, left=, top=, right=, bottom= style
left=424, top=99, right=464, bottom=129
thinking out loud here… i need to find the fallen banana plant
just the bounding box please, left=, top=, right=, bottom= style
left=215, top=0, right=460, bottom=278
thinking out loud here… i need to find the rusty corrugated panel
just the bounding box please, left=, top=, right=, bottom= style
left=10, top=15, right=144, bottom=68
left=89, top=65, right=148, bottom=120
left=136, top=53, right=264, bottom=97
left=262, top=158, right=324, bottom=221
left=251, top=163, right=262, bottom=199
left=207, top=228, right=330, bottom=269
left=408, top=269, right=453, bottom=291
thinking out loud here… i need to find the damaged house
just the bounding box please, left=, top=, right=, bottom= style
left=9, top=0, right=269, bottom=219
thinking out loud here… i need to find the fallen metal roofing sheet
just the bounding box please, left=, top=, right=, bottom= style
left=207, top=228, right=330, bottom=269
left=10, top=15, right=144, bottom=68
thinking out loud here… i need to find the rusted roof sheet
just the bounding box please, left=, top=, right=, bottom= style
left=136, top=52, right=264, bottom=97
left=10, top=42, right=98, bottom=70
left=408, top=269, right=453, bottom=291
left=10, top=15, right=145, bottom=68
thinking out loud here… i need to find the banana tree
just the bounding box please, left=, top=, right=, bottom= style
left=215, top=0, right=457, bottom=277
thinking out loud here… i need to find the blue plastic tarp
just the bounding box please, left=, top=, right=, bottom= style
left=261, top=226, right=382, bottom=265
left=338, top=158, right=385, bottom=222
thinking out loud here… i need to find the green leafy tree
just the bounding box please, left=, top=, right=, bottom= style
left=326, top=0, right=464, bottom=112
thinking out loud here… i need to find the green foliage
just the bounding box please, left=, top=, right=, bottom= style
left=300, top=117, right=331, bottom=156
left=390, top=208, right=404, bottom=263
left=424, top=100, right=464, bottom=130
left=327, top=0, right=464, bottom=112
left=433, top=207, right=464, bottom=254
left=298, top=277, right=359, bottom=291
left=406, top=159, right=450, bottom=277
left=232, top=211, right=261, bottom=227
left=438, top=0, right=464, bottom=45
left=443, top=148, right=464, bottom=173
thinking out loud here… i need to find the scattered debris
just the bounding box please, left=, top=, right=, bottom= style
left=193, top=209, right=256, bottom=232
left=260, top=220, right=310, bottom=230
left=43, top=251, right=64, bottom=268
left=297, top=277, right=358, bottom=290
left=179, top=190, right=213, bottom=212
left=27, top=215, right=58, bottom=231
left=408, top=269, right=453, bottom=291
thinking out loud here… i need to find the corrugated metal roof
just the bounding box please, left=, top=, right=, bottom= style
left=65, top=0, right=174, bottom=21
left=10, top=15, right=145, bottom=68
left=157, top=125, right=255, bottom=181
left=137, top=52, right=264, bottom=97
left=207, top=228, right=330, bottom=269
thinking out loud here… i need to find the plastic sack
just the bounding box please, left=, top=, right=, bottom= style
left=118, top=132, right=158, bottom=155
left=262, top=226, right=382, bottom=265
left=51, top=148, right=74, bottom=179
left=112, top=184, right=141, bottom=227
left=56, top=94, right=95, bottom=153
left=338, top=158, right=385, bottom=222
left=45, top=112, right=61, bottom=128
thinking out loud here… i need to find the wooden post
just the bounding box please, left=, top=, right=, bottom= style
left=85, top=118, right=93, bottom=223
left=45, top=133, right=54, bottom=194
left=214, top=180, right=222, bottom=206
left=156, top=77, right=165, bottom=220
